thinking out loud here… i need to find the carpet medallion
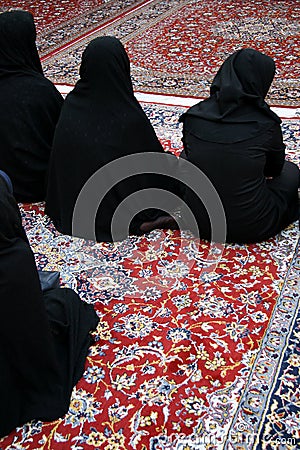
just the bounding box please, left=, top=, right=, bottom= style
left=38, top=0, right=300, bottom=106
left=0, top=103, right=299, bottom=449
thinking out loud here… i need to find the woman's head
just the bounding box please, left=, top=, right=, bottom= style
left=78, top=36, right=133, bottom=98
left=211, top=48, right=276, bottom=103
left=0, top=10, right=42, bottom=74
left=233, top=48, right=275, bottom=99
left=179, top=48, right=280, bottom=143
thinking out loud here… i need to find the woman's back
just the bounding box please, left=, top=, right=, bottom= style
left=0, top=10, right=63, bottom=201
left=46, top=36, right=178, bottom=242
left=180, top=48, right=299, bottom=243
left=183, top=121, right=284, bottom=242
left=0, top=173, right=98, bottom=438
left=0, top=73, right=63, bottom=200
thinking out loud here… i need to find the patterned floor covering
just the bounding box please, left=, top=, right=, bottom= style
left=0, top=103, right=299, bottom=450
left=0, top=0, right=104, bottom=30
left=0, top=0, right=299, bottom=448
left=1, top=0, right=298, bottom=105
left=37, top=0, right=300, bottom=106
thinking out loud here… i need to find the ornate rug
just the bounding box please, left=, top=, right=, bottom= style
left=34, top=0, right=300, bottom=106
left=0, top=103, right=299, bottom=449
left=0, top=0, right=104, bottom=30
left=0, top=0, right=150, bottom=57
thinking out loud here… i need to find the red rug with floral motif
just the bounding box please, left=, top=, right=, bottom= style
left=1, top=0, right=298, bottom=105
left=35, top=0, right=300, bottom=106
left=0, top=1, right=299, bottom=447
left=0, top=0, right=103, bottom=30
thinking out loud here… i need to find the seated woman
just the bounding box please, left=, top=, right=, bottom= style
left=0, top=10, right=63, bottom=202
left=45, top=36, right=178, bottom=242
left=177, top=48, right=299, bottom=243
left=0, top=171, right=99, bottom=438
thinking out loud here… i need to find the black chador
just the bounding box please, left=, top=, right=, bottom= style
left=179, top=48, right=299, bottom=243
left=46, top=36, right=179, bottom=242
left=0, top=10, right=63, bottom=202
left=0, top=172, right=99, bottom=438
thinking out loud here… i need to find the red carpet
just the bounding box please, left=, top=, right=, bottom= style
left=1, top=0, right=299, bottom=105
left=126, top=0, right=300, bottom=104
left=0, top=0, right=103, bottom=30
left=0, top=204, right=297, bottom=450
left=0, top=1, right=150, bottom=57
left=0, top=1, right=299, bottom=448
left=36, top=0, right=300, bottom=106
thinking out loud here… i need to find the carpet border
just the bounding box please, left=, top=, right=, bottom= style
left=227, top=235, right=300, bottom=449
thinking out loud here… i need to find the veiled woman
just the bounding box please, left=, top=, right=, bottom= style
left=46, top=36, right=178, bottom=242
left=0, top=10, right=63, bottom=202
left=179, top=48, right=299, bottom=243
left=0, top=171, right=99, bottom=438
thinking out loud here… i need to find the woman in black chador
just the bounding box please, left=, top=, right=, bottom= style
left=0, top=10, right=63, bottom=202
left=179, top=48, right=299, bottom=243
left=46, top=36, right=178, bottom=242
left=0, top=171, right=99, bottom=438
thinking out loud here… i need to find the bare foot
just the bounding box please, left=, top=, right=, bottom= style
left=140, top=216, right=179, bottom=233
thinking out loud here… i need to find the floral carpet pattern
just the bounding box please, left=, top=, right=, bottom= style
left=0, top=103, right=299, bottom=449
left=0, top=0, right=104, bottom=31
left=0, top=0, right=149, bottom=57
left=34, top=0, right=300, bottom=106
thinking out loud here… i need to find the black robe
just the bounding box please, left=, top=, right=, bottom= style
left=45, top=36, right=178, bottom=242
left=179, top=48, right=299, bottom=243
left=0, top=10, right=63, bottom=202
left=0, top=173, right=99, bottom=438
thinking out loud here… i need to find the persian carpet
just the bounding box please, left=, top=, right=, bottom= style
left=0, top=0, right=152, bottom=56
left=0, top=0, right=104, bottom=31
left=35, top=0, right=300, bottom=106
left=0, top=103, right=299, bottom=450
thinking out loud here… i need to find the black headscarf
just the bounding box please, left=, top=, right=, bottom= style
left=0, top=10, right=63, bottom=202
left=0, top=172, right=99, bottom=438
left=180, top=48, right=281, bottom=143
left=46, top=36, right=178, bottom=242
left=0, top=10, right=43, bottom=77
